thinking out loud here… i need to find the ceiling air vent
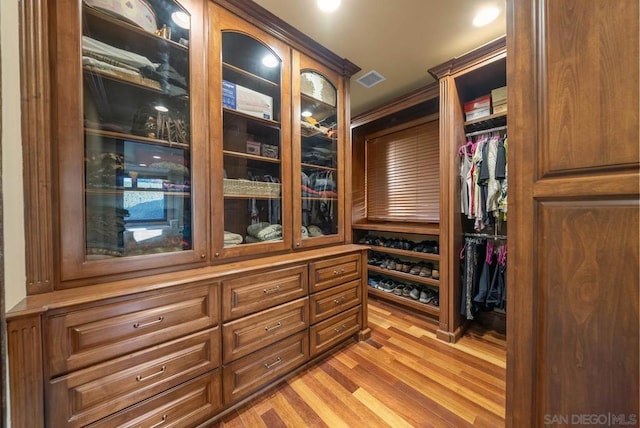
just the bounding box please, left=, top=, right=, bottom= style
left=356, top=70, right=386, bottom=88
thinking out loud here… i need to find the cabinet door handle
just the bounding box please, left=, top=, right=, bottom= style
left=334, top=324, right=346, bottom=334
left=263, top=285, right=281, bottom=294
left=146, top=415, right=167, bottom=428
left=265, top=321, right=282, bottom=332
left=333, top=296, right=346, bottom=305
left=264, top=356, right=282, bottom=369
left=133, top=316, right=164, bottom=329
left=136, top=365, right=166, bottom=382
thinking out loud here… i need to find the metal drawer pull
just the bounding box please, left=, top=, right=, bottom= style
left=133, top=316, right=164, bottom=329
left=265, top=321, right=282, bottom=332
left=332, top=269, right=346, bottom=275
left=263, top=285, right=281, bottom=294
left=136, top=365, right=166, bottom=382
left=264, top=356, right=282, bottom=369
left=147, top=415, right=167, bottom=428
left=333, top=296, right=346, bottom=304
left=334, top=324, right=347, bottom=334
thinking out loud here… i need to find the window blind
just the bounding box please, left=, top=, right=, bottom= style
left=365, top=120, right=439, bottom=222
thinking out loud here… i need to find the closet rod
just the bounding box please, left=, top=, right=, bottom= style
left=465, top=125, right=507, bottom=137
left=464, top=232, right=507, bottom=240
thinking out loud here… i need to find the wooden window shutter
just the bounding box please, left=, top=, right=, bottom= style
left=365, top=120, right=439, bottom=222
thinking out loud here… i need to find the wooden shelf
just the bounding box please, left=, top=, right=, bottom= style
left=368, top=287, right=439, bottom=317
left=352, top=222, right=439, bottom=235
left=368, top=265, right=440, bottom=288
left=223, top=150, right=281, bottom=164
left=301, top=162, right=336, bottom=171
left=223, top=108, right=280, bottom=128
left=84, top=128, right=190, bottom=150
left=367, top=246, right=440, bottom=262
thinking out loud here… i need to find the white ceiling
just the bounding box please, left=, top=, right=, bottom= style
left=252, top=0, right=507, bottom=116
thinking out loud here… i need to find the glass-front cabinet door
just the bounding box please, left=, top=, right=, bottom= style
left=210, top=5, right=292, bottom=259
left=293, top=53, right=344, bottom=248
left=56, top=0, right=207, bottom=282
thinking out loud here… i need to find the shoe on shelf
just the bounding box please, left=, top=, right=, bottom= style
left=419, top=263, right=433, bottom=278
left=401, top=285, right=412, bottom=297
left=409, top=264, right=421, bottom=275
left=379, top=279, right=398, bottom=293
left=368, top=277, right=380, bottom=288
left=409, top=286, right=421, bottom=300
left=419, top=289, right=433, bottom=304
left=431, top=269, right=440, bottom=280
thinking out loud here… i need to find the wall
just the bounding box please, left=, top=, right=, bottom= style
left=1, top=0, right=26, bottom=313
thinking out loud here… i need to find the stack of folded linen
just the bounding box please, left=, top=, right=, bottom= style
left=245, top=222, right=282, bottom=243
left=223, top=231, right=243, bottom=247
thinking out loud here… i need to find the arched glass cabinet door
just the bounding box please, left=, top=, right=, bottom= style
left=210, top=4, right=292, bottom=259
left=57, top=0, right=208, bottom=282
left=293, top=52, right=345, bottom=248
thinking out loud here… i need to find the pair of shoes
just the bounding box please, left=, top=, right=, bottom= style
left=419, top=263, right=433, bottom=278
left=413, top=240, right=439, bottom=254
left=368, top=276, right=380, bottom=288
left=419, top=288, right=435, bottom=304
left=378, top=279, right=398, bottom=293
left=409, top=286, right=422, bottom=300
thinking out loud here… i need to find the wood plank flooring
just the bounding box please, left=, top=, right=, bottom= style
left=213, top=298, right=506, bottom=427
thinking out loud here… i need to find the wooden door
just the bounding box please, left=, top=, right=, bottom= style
left=506, top=0, right=639, bottom=426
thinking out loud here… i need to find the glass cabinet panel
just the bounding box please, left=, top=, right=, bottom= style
left=82, top=0, right=194, bottom=259
left=299, top=70, right=340, bottom=240
left=221, top=32, right=284, bottom=248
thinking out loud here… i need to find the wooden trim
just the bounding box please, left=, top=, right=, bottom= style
left=352, top=222, right=439, bottom=235
left=364, top=114, right=439, bottom=140
left=19, top=0, right=55, bottom=294
left=7, top=315, right=44, bottom=428
left=428, top=35, right=507, bottom=80
left=351, top=83, right=439, bottom=128
left=212, top=0, right=360, bottom=77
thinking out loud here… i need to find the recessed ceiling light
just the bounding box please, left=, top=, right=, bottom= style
left=154, top=105, right=169, bottom=112
left=473, top=6, right=500, bottom=27
left=171, top=11, right=190, bottom=29
left=317, top=0, right=341, bottom=12
left=301, top=110, right=312, bottom=117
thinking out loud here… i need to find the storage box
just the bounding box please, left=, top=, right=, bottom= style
left=261, top=144, right=279, bottom=159
left=246, top=140, right=261, bottom=155
left=491, top=86, right=507, bottom=105
left=492, top=103, right=508, bottom=115
left=464, top=95, right=491, bottom=113
left=223, top=80, right=273, bottom=120
left=465, top=107, right=491, bottom=121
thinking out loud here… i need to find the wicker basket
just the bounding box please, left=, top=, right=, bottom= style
left=223, top=179, right=281, bottom=197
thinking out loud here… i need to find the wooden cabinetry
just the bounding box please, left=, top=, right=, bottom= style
left=8, top=247, right=368, bottom=427
left=428, top=37, right=507, bottom=342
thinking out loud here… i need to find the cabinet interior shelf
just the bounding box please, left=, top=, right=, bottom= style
left=223, top=108, right=280, bottom=127
left=83, top=67, right=167, bottom=94
left=222, top=62, right=279, bottom=88
left=352, top=222, right=439, bottom=235
left=368, top=287, right=440, bottom=317
left=463, top=111, right=507, bottom=130
left=223, top=150, right=280, bottom=164
left=224, top=194, right=281, bottom=200
left=301, top=196, right=338, bottom=202
left=301, top=162, right=336, bottom=171
left=368, top=246, right=440, bottom=262
left=85, top=188, right=190, bottom=197
left=83, top=4, right=189, bottom=54
left=368, top=265, right=440, bottom=288
left=85, top=128, right=190, bottom=149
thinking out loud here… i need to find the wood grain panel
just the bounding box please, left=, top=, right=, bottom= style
left=309, top=253, right=361, bottom=292
left=540, top=0, right=639, bottom=175
left=537, top=200, right=639, bottom=418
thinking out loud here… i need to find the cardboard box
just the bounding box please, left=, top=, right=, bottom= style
left=464, top=95, right=491, bottom=113
left=491, top=86, right=507, bottom=105
left=492, top=103, right=508, bottom=115
left=223, top=80, right=273, bottom=120
left=465, top=107, right=491, bottom=121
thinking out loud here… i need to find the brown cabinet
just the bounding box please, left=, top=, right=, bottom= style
left=310, top=306, right=362, bottom=357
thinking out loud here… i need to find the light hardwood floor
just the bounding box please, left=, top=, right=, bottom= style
left=214, top=298, right=506, bottom=427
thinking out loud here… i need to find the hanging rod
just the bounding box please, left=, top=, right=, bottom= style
left=464, top=232, right=507, bottom=240
left=465, top=125, right=507, bottom=138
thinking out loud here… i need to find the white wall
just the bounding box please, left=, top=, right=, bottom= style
left=2, top=0, right=27, bottom=312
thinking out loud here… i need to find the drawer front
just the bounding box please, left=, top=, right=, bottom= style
left=309, top=305, right=361, bottom=357
left=309, top=279, right=361, bottom=324
left=222, top=331, right=308, bottom=404
left=309, top=253, right=361, bottom=292
left=222, top=297, right=308, bottom=364
left=47, top=283, right=219, bottom=376
left=87, top=370, right=221, bottom=428
left=49, top=327, right=220, bottom=427
left=222, top=265, right=308, bottom=321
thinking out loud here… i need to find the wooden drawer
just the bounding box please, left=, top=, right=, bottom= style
left=49, top=327, right=220, bottom=427
left=46, top=283, right=219, bottom=376
left=309, top=253, right=361, bottom=292
left=309, top=279, right=361, bottom=324
left=309, top=305, right=361, bottom=357
left=222, top=331, right=308, bottom=404
left=222, top=265, right=308, bottom=321
left=222, top=297, right=308, bottom=364
left=86, top=370, right=221, bottom=428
